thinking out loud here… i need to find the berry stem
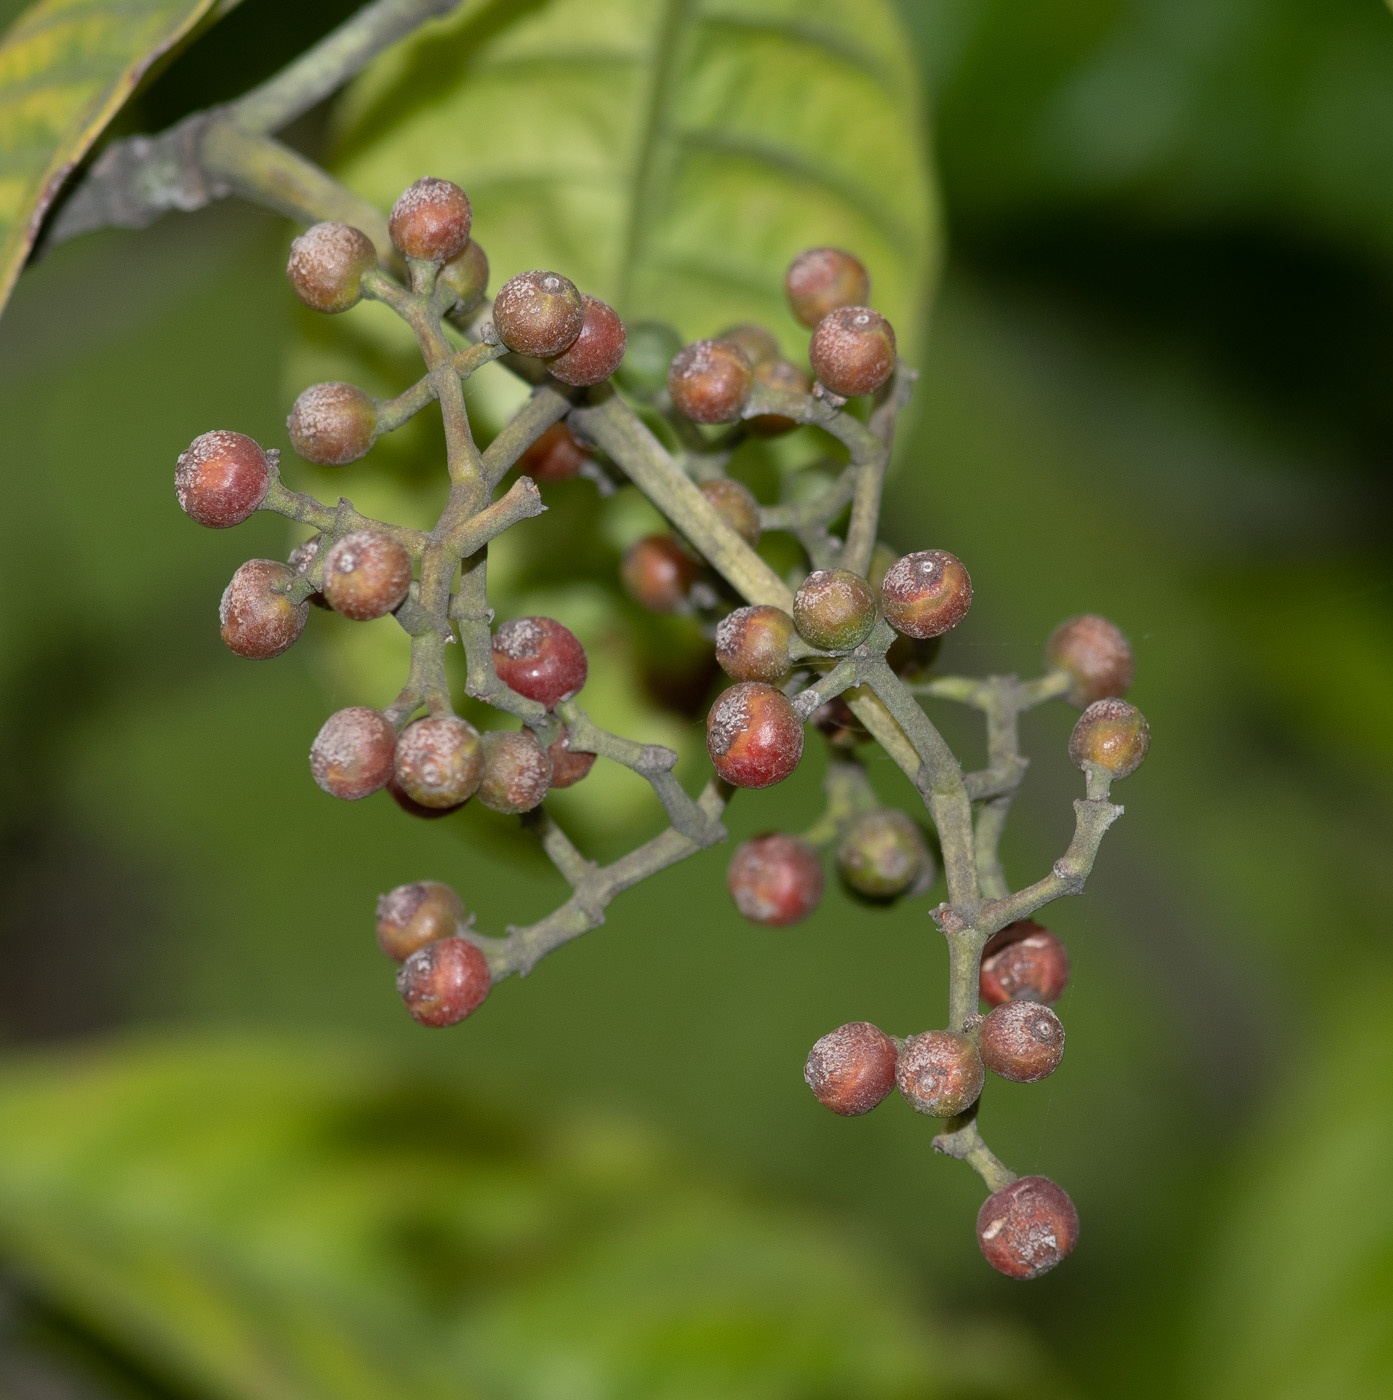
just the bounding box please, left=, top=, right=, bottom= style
left=523, top=807, right=598, bottom=889
left=933, top=1107, right=1017, bottom=1193
left=260, top=478, right=430, bottom=553
left=481, top=388, right=574, bottom=490
left=756, top=465, right=857, bottom=534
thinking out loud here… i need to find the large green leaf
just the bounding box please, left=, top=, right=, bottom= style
left=0, top=0, right=229, bottom=317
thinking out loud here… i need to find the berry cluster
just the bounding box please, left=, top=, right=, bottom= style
left=174, top=178, right=1149, bottom=1279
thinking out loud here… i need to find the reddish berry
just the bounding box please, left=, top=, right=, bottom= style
left=548, top=295, right=626, bottom=386
left=717, top=322, right=781, bottom=367
left=715, top=605, right=796, bottom=684
left=1069, top=698, right=1150, bottom=779
left=323, top=531, right=412, bottom=621
left=706, top=682, right=804, bottom=789
left=896, top=1029, right=984, bottom=1117
left=622, top=535, right=697, bottom=612
left=310, top=706, right=396, bottom=800
left=287, top=381, right=378, bottom=465
left=837, top=809, right=931, bottom=899
left=810, top=306, right=896, bottom=398
left=492, top=270, right=584, bottom=357
left=386, top=773, right=464, bottom=819
left=478, top=730, right=553, bottom=814
left=980, top=921, right=1069, bottom=1007
left=727, top=833, right=823, bottom=926
left=1047, top=614, right=1134, bottom=706
left=388, top=177, right=472, bottom=263
left=615, top=320, right=684, bottom=400
left=438, top=239, right=489, bottom=316
left=812, top=695, right=868, bottom=747
left=793, top=569, right=877, bottom=650
left=748, top=359, right=811, bottom=436
left=175, top=430, right=270, bottom=528
left=980, top=1000, right=1066, bottom=1083
left=880, top=550, right=972, bottom=640
left=376, top=880, right=464, bottom=962
left=286, top=221, right=377, bottom=313
left=397, top=936, right=490, bottom=1027
left=219, top=560, right=307, bottom=659
left=699, top=478, right=760, bottom=546
left=492, top=616, right=588, bottom=709
left=518, top=419, right=590, bottom=483
left=547, top=728, right=596, bottom=788
left=668, top=340, right=753, bottom=424
left=804, top=1022, right=897, bottom=1115
left=786, top=247, right=871, bottom=328
left=976, top=1176, right=1079, bottom=1280
left=394, top=715, right=484, bottom=809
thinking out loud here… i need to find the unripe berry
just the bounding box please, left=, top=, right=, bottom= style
left=1069, top=698, right=1150, bottom=779
left=478, top=730, right=553, bottom=814
left=717, top=322, right=780, bottom=367
left=714, top=605, right=796, bottom=684
left=804, top=1022, right=897, bottom=1115
left=394, top=715, right=484, bottom=809
left=376, top=880, right=465, bottom=962
left=388, top=177, right=472, bottom=263
left=810, top=307, right=896, bottom=398
left=1046, top=614, right=1135, bottom=706
left=837, top=809, right=932, bottom=899
left=322, top=531, right=412, bottom=621
left=699, top=478, right=760, bottom=545
left=397, top=936, right=490, bottom=1027
left=793, top=569, right=877, bottom=650
left=976, top=1176, right=1078, bottom=1280
left=492, top=616, right=588, bottom=709
left=219, top=559, right=307, bottom=659
left=286, top=222, right=377, bottom=313
left=438, top=239, right=489, bottom=315
left=175, top=430, right=270, bottom=527
left=786, top=247, right=871, bottom=328
left=287, top=382, right=378, bottom=465
left=518, top=419, right=590, bottom=483
left=706, top=682, right=804, bottom=789
left=668, top=339, right=753, bottom=424
left=310, top=706, right=396, bottom=800
left=615, top=320, right=684, bottom=400
left=812, top=695, right=868, bottom=747
left=547, top=295, right=626, bottom=386
left=547, top=728, right=596, bottom=788
left=492, top=270, right=584, bottom=357
left=980, top=921, right=1069, bottom=1007
left=880, top=550, right=972, bottom=640
left=726, top=832, right=823, bottom=926
left=622, top=535, right=697, bottom=612
left=980, top=1000, right=1066, bottom=1083
left=748, top=359, right=811, bottom=436
left=896, top=1029, right=984, bottom=1117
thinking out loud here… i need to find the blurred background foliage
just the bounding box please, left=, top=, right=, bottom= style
left=1, top=0, right=1391, bottom=1396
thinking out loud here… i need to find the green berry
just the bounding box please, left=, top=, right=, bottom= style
left=615, top=320, right=684, bottom=400
left=837, top=809, right=932, bottom=899
left=1069, top=698, right=1150, bottom=779
left=793, top=569, right=877, bottom=650
left=438, top=239, right=489, bottom=316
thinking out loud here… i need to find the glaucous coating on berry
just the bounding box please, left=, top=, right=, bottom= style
left=438, top=239, right=489, bottom=316
left=219, top=559, right=307, bottom=659
left=748, top=359, right=812, bottom=436
left=386, top=772, right=464, bottom=819
left=478, top=730, right=553, bottom=814
left=699, top=477, right=760, bottom=546
left=727, top=832, right=824, bottom=926
left=804, top=1022, right=898, bottom=1115
left=812, top=695, right=869, bottom=747
left=388, top=177, right=472, bottom=263
left=717, top=322, right=781, bottom=367
left=622, top=535, right=697, bottom=613
left=309, top=706, right=396, bottom=800
left=1046, top=614, right=1135, bottom=707
left=175, top=430, right=271, bottom=528
left=615, top=320, right=684, bottom=400
left=286, top=221, right=377, bottom=313
left=1069, top=698, right=1150, bottom=779
left=880, top=550, right=972, bottom=640
left=394, top=715, right=484, bottom=809
left=547, top=295, right=626, bottom=386
left=287, top=382, right=378, bottom=465
left=547, top=729, right=596, bottom=788
left=976, top=1176, right=1079, bottom=1280
left=375, top=880, right=464, bottom=962
left=793, top=569, right=878, bottom=650
left=667, top=339, right=753, bottom=424
left=518, top=419, right=590, bottom=483
left=492, top=269, right=584, bottom=357
left=810, top=306, right=896, bottom=398
left=397, top=936, right=491, bottom=1027
left=896, top=1029, right=984, bottom=1117
left=980, top=1000, right=1066, bottom=1083
left=785, top=247, right=871, bottom=328
left=706, top=682, right=804, bottom=789
left=837, top=808, right=932, bottom=899
left=980, top=921, right=1069, bottom=1007
left=322, top=531, right=412, bottom=621
left=714, top=605, right=796, bottom=684
left=492, top=616, right=588, bottom=709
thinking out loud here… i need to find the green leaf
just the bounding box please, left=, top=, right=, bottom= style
left=0, top=0, right=231, bottom=318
